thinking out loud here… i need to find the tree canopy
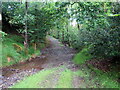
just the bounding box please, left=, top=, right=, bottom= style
left=2, top=2, right=120, bottom=60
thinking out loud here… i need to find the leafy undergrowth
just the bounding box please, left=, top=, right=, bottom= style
left=73, top=48, right=91, bottom=64
left=1, top=34, right=40, bottom=67
left=86, top=64, right=120, bottom=88
left=73, top=48, right=120, bottom=88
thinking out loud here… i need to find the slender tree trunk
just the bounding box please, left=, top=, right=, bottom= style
left=104, top=3, right=106, bottom=12
left=77, top=23, right=80, bottom=30
left=62, top=30, right=64, bottom=41
left=57, top=25, right=60, bottom=39
left=34, top=4, right=38, bottom=48
left=24, top=1, right=28, bottom=54
left=58, top=30, right=60, bottom=39
left=66, top=22, right=70, bottom=46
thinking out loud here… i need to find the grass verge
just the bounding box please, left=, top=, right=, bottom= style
left=86, top=64, right=120, bottom=88
left=56, top=69, right=73, bottom=88
left=73, top=48, right=91, bottom=64
left=11, top=68, right=56, bottom=88
left=73, top=48, right=120, bottom=88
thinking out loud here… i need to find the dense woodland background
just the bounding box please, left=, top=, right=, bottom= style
left=1, top=1, right=120, bottom=88
left=2, top=2, right=120, bottom=62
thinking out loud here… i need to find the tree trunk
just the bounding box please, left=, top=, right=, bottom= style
left=62, top=30, right=64, bottom=41
left=77, top=23, right=80, bottom=30
left=57, top=25, right=60, bottom=39
left=58, top=30, right=60, bottom=39
left=35, top=4, right=39, bottom=46
left=24, top=1, right=28, bottom=54
left=66, top=22, right=70, bottom=46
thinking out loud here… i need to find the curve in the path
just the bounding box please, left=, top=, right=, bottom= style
left=1, top=36, right=77, bottom=88
left=5, top=36, right=119, bottom=88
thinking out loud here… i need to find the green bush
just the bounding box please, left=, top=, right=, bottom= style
left=73, top=48, right=91, bottom=64
left=76, top=15, right=120, bottom=59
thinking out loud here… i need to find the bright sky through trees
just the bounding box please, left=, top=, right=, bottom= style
left=70, top=19, right=77, bottom=27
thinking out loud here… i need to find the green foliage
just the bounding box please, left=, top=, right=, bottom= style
left=76, top=3, right=120, bottom=59
left=0, top=31, right=7, bottom=42
left=2, top=34, right=40, bottom=67
left=0, top=31, right=7, bottom=37
left=73, top=48, right=91, bottom=64
left=85, top=64, right=119, bottom=88
left=2, top=2, right=120, bottom=62
left=2, top=2, right=67, bottom=45
left=50, top=2, right=120, bottom=60
left=76, top=2, right=120, bottom=59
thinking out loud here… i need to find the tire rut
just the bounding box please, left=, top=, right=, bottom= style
left=39, top=67, right=65, bottom=88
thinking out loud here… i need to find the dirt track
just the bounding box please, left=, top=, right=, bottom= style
left=1, top=36, right=77, bottom=88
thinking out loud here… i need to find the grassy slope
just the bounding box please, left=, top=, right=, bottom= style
left=73, top=48, right=91, bottom=64
left=73, top=48, right=119, bottom=88
left=2, top=34, right=40, bottom=67
left=86, top=64, right=119, bottom=88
